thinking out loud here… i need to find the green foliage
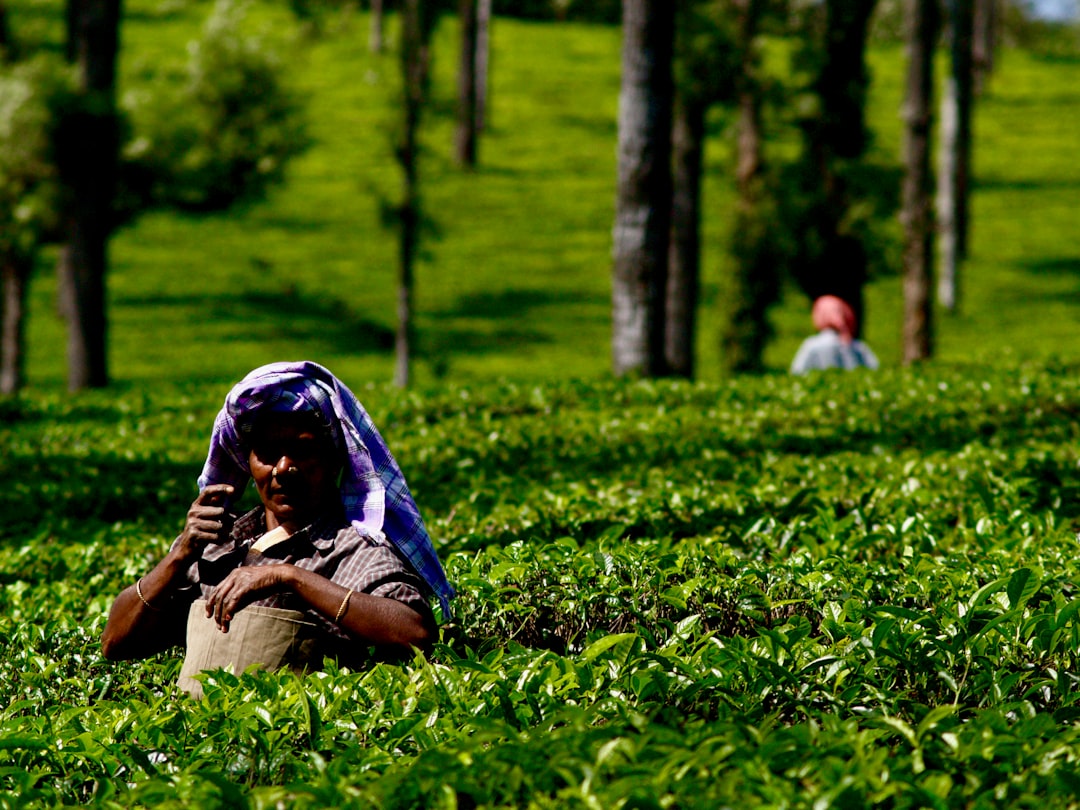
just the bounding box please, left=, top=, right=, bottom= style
left=1004, top=5, right=1080, bottom=55
left=0, top=55, right=72, bottom=260
left=674, top=0, right=742, bottom=108
left=494, top=0, right=620, bottom=24
left=122, top=0, right=308, bottom=213
left=7, top=366, right=1080, bottom=804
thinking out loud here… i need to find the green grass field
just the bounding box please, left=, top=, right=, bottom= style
left=8, top=3, right=1080, bottom=389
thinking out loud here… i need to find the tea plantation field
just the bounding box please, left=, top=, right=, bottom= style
left=5, top=363, right=1080, bottom=806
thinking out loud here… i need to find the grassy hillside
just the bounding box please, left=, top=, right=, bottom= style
left=8, top=3, right=1080, bottom=389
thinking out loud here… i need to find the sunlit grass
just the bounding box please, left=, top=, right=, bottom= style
left=12, top=4, right=1080, bottom=389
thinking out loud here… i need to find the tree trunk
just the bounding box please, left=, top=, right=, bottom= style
left=612, top=0, right=675, bottom=377
left=817, top=0, right=877, bottom=162
left=793, top=0, right=878, bottom=335
left=972, top=0, right=996, bottom=95
left=59, top=0, right=121, bottom=390
left=455, top=0, right=478, bottom=167
left=1, top=256, right=32, bottom=395
left=0, top=0, right=11, bottom=56
left=723, top=29, right=778, bottom=374
left=395, top=0, right=427, bottom=389
left=369, top=0, right=383, bottom=54
left=901, top=0, right=938, bottom=364
left=475, top=0, right=492, bottom=132
left=720, top=0, right=778, bottom=374
left=665, top=97, right=705, bottom=379
left=937, top=0, right=975, bottom=312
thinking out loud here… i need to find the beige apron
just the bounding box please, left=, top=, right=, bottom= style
left=177, top=599, right=321, bottom=698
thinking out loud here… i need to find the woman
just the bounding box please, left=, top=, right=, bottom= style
left=101, top=361, right=454, bottom=696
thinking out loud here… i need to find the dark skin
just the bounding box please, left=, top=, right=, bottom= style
left=101, top=413, right=434, bottom=661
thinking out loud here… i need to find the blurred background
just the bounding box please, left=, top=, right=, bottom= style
left=0, top=0, right=1077, bottom=392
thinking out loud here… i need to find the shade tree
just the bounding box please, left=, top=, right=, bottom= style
left=781, top=0, right=881, bottom=340
left=57, top=0, right=121, bottom=390
left=0, top=0, right=307, bottom=394
left=715, top=0, right=787, bottom=375
left=393, top=0, right=449, bottom=387
left=0, top=58, right=71, bottom=395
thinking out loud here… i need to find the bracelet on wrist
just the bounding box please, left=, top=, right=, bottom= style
left=136, top=577, right=163, bottom=612
left=334, top=589, right=353, bottom=623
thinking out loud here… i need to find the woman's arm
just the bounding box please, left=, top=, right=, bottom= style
left=204, top=564, right=435, bottom=651
left=99, top=558, right=191, bottom=660
left=101, top=485, right=235, bottom=660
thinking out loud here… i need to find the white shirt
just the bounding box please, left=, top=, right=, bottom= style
left=790, top=329, right=879, bottom=375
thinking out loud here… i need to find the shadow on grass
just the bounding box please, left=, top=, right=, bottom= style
left=0, top=399, right=133, bottom=426
left=432, top=288, right=605, bottom=321
left=1017, top=256, right=1080, bottom=276
left=555, top=113, right=618, bottom=138
left=988, top=90, right=1080, bottom=107
left=238, top=290, right=394, bottom=349
left=975, top=176, right=1080, bottom=193
left=1029, top=51, right=1080, bottom=66
left=424, top=288, right=606, bottom=357
left=116, top=289, right=395, bottom=354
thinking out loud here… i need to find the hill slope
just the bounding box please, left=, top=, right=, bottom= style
left=9, top=5, right=1080, bottom=387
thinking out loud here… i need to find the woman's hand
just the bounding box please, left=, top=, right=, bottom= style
left=173, top=485, right=235, bottom=564
left=206, top=564, right=294, bottom=632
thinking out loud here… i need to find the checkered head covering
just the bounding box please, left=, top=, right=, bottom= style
left=197, top=360, right=454, bottom=616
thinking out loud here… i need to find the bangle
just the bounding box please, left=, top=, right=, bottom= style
left=136, top=578, right=162, bottom=612
left=334, top=589, right=353, bottom=623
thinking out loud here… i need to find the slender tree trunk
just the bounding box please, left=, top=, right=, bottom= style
left=0, top=0, right=11, bottom=55
left=475, top=0, right=492, bottom=132
left=937, top=0, right=975, bottom=312
left=369, top=0, right=384, bottom=54
left=0, top=258, right=28, bottom=394
left=612, top=0, right=675, bottom=377
left=973, top=0, right=996, bottom=95
left=396, top=0, right=427, bottom=388
left=455, top=0, right=478, bottom=167
left=65, top=0, right=78, bottom=62
left=59, top=0, right=121, bottom=390
left=901, top=0, right=939, bottom=364
left=1, top=257, right=31, bottom=395
left=665, top=97, right=705, bottom=378
left=721, top=0, right=778, bottom=374
left=723, top=40, right=777, bottom=374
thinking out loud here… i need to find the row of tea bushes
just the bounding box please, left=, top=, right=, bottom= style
left=3, top=362, right=1080, bottom=805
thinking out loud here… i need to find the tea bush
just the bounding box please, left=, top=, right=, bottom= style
left=4, top=363, right=1080, bottom=805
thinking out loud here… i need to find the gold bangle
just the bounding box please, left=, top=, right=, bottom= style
left=334, top=589, right=353, bottom=623
left=136, top=578, right=162, bottom=612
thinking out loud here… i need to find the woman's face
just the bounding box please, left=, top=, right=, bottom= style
left=247, top=412, right=340, bottom=533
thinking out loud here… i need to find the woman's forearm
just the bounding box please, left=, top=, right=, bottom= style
left=100, top=551, right=191, bottom=660
left=285, top=566, right=434, bottom=650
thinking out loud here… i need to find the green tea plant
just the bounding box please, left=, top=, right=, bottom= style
left=5, top=364, right=1080, bottom=805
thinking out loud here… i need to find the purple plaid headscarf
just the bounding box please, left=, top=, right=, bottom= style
left=197, top=360, right=454, bottom=616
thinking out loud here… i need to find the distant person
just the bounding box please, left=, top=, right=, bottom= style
left=790, top=295, right=879, bottom=375
left=101, top=361, right=453, bottom=697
